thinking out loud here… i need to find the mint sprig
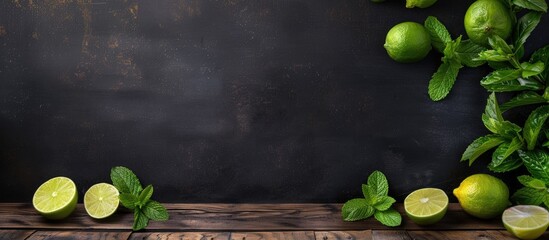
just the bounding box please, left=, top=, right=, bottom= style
left=341, top=171, right=401, bottom=227
left=111, top=166, right=169, bottom=231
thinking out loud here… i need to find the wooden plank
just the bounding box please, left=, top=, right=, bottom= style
left=229, top=232, right=315, bottom=240
left=372, top=230, right=411, bottom=240
left=405, top=230, right=515, bottom=240
left=314, top=231, right=372, bottom=240
left=129, top=232, right=230, bottom=240
left=27, top=231, right=131, bottom=240
left=0, top=203, right=506, bottom=231
left=0, top=229, right=35, bottom=240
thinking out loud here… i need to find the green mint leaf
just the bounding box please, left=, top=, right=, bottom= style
left=531, top=45, right=549, bottom=81
left=133, top=209, right=149, bottom=231
left=367, top=170, right=389, bottom=197
left=341, top=198, right=375, bottom=221
left=443, top=36, right=462, bottom=60
left=374, top=208, right=402, bottom=227
left=544, top=196, right=549, bottom=208
left=362, top=184, right=378, bottom=205
left=488, top=35, right=514, bottom=55
left=462, top=134, right=507, bottom=165
left=481, top=114, right=522, bottom=137
left=491, top=137, right=524, bottom=166
left=424, top=16, right=452, bottom=53
left=500, top=91, right=546, bottom=112
left=476, top=50, right=511, bottom=62
left=523, top=105, right=549, bottom=150
left=519, top=150, right=549, bottom=183
left=517, top=175, right=547, bottom=189
left=142, top=200, right=169, bottom=221
left=485, top=92, right=504, bottom=121
left=514, top=12, right=542, bottom=52
left=119, top=193, right=139, bottom=210
left=455, top=40, right=487, bottom=67
left=511, top=187, right=546, bottom=205
left=521, top=61, right=545, bottom=78
left=481, top=77, right=544, bottom=92
left=480, top=69, right=523, bottom=86
left=111, top=166, right=143, bottom=196
left=488, top=152, right=523, bottom=172
left=512, top=0, right=548, bottom=12
left=373, top=196, right=396, bottom=211
left=428, top=60, right=462, bottom=101
left=138, top=185, right=154, bottom=207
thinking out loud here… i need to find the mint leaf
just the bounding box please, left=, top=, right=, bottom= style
left=111, top=166, right=143, bottom=196
left=511, top=187, right=546, bottom=205
left=544, top=196, right=549, bottom=208
left=517, top=175, right=547, bottom=189
left=488, top=153, right=523, bottom=172
left=531, top=45, right=549, bottom=81
left=373, top=196, right=396, bottom=211
left=138, top=185, right=153, bottom=207
left=342, top=198, right=375, bottom=221
left=476, top=50, right=511, bottom=62
left=512, top=0, right=548, bottom=12
left=485, top=92, right=504, bottom=121
left=514, top=12, right=542, bottom=53
left=424, top=16, right=451, bottom=53
left=374, top=208, right=401, bottom=227
left=523, top=105, right=549, bottom=150
left=142, top=200, right=169, bottom=221
left=462, top=134, right=507, bottom=165
left=428, top=60, right=462, bottom=101
left=482, top=77, right=544, bottom=92
left=367, top=170, right=389, bottom=197
left=521, top=61, right=545, bottom=78
left=480, top=69, right=523, bottom=86
left=500, top=91, right=546, bottom=112
left=133, top=209, right=149, bottom=231
left=455, top=40, right=486, bottom=67
left=492, top=138, right=524, bottom=166
left=519, top=150, right=549, bottom=183
left=119, top=193, right=139, bottom=210
left=488, top=35, right=514, bottom=55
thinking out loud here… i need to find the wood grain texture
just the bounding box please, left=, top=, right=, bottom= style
left=26, top=231, right=131, bottom=240
left=229, top=232, right=315, bottom=240
left=0, top=203, right=506, bottom=231
left=371, top=230, right=411, bottom=240
left=314, top=231, right=372, bottom=240
left=129, top=232, right=230, bottom=240
left=0, top=229, right=35, bottom=240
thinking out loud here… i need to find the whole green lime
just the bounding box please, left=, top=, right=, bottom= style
left=453, top=174, right=509, bottom=219
left=406, top=0, right=438, bottom=8
left=464, top=0, right=513, bottom=46
left=384, top=22, right=432, bottom=63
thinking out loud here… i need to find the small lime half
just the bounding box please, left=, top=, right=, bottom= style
left=84, top=183, right=120, bottom=219
left=503, top=205, right=549, bottom=240
left=32, top=176, right=78, bottom=220
left=404, top=188, right=448, bottom=225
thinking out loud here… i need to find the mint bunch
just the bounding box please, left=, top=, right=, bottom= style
left=110, top=166, right=169, bottom=231
left=341, top=171, right=401, bottom=227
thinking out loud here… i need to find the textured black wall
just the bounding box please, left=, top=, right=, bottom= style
left=1, top=0, right=547, bottom=203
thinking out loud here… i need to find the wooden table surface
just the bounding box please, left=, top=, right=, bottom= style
left=0, top=203, right=544, bottom=239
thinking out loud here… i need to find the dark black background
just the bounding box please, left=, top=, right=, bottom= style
left=1, top=0, right=547, bottom=203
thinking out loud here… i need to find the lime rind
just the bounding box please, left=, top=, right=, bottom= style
left=84, top=183, right=120, bottom=219
left=503, top=205, right=549, bottom=240
left=32, top=176, right=78, bottom=219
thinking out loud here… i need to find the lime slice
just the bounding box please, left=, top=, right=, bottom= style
left=404, top=188, right=448, bottom=225
left=32, top=176, right=78, bottom=220
left=84, top=183, right=120, bottom=219
left=502, top=205, right=549, bottom=240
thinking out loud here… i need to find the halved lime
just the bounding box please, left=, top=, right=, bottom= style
left=32, top=176, right=78, bottom=220
left=502, top=205, right=549, bottom=240
left=404, top=188, right=448, bottom=225
left=84, top=183, right=119, bottom=219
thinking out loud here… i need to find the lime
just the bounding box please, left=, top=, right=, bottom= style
left=32, top=176, right=78, bottom=220
left=453, top=174, right=509, bottom=219
left=406, top=0, right=438, bottom=8
left=384, top=22, right=432, bottom=63
left=84, top=183, right=120, bottom=219
left=404, top=188, right=448, bottom=225
left=503, top=205, right=549, bottom=240
left=464, top=0, right=513, bottom=46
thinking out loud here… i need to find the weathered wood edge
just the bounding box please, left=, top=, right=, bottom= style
left=0, top=203, right=506, bottom=231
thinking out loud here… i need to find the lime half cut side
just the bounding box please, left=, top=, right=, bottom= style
left=503, top=205, right=549, bottom=240
left=84, top=183, right=120, bottom=219
left=404, top=188, right=449, bottom=225
left=32, top=176, right=78, bottom=220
